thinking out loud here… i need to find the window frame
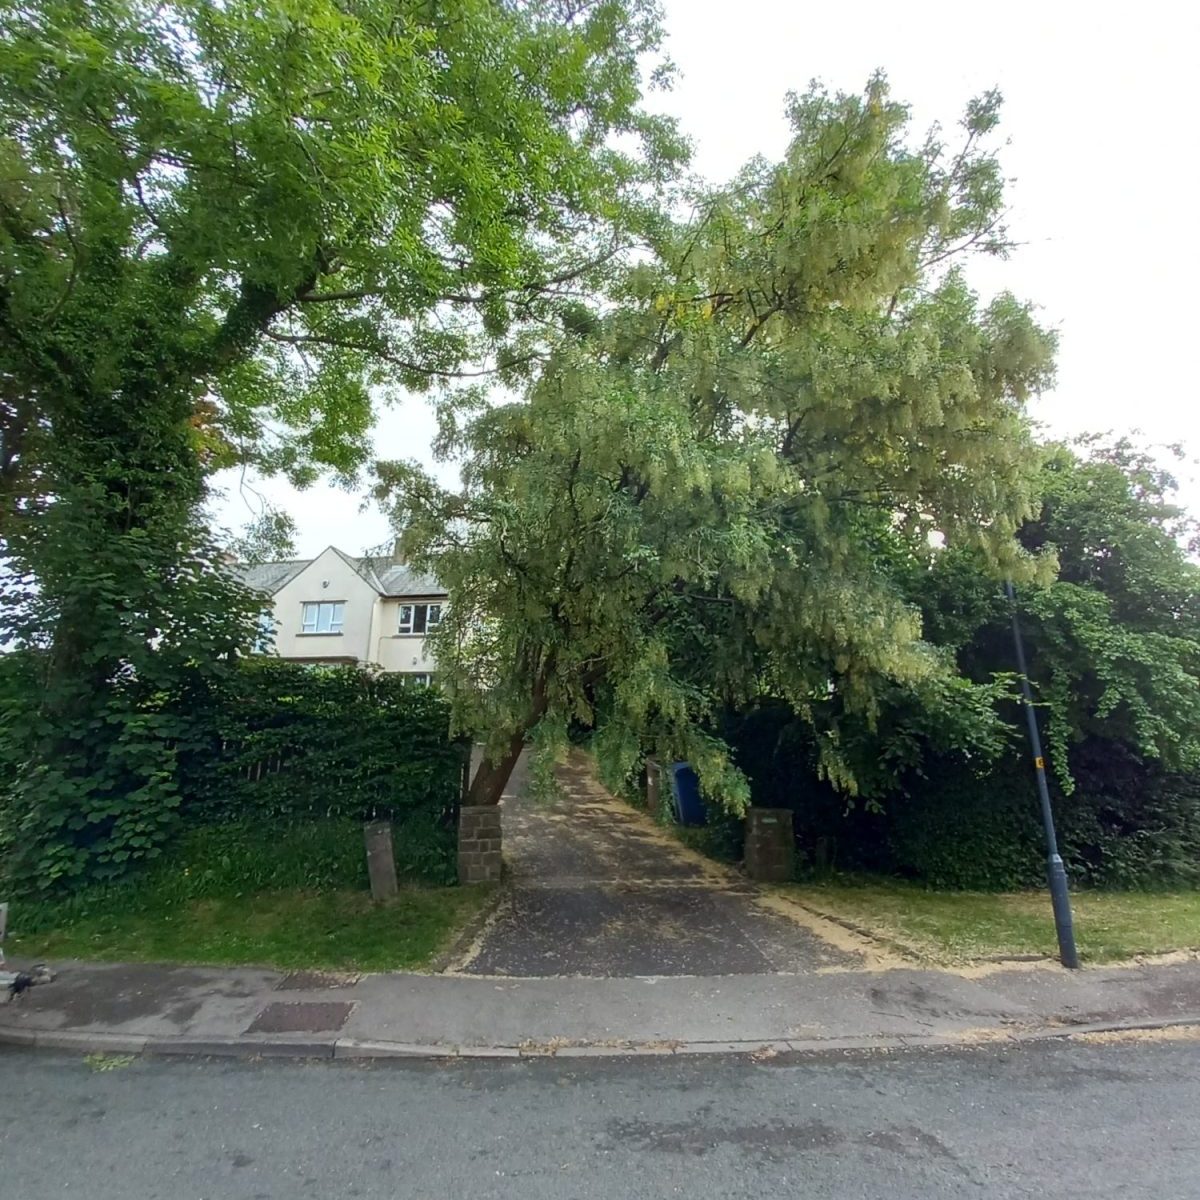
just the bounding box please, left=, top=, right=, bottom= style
left=398, top=601, right=444, bottom=636
left=300, top=600, right=345, bottom=635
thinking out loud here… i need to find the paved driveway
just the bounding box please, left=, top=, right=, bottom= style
left=453, top=751, right=863, bottom=977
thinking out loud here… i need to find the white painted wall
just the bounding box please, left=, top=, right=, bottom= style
left=372, top=596, right=443, bottom=675
left=262, top=553, right=445, bottom=674
left=268, top=547, right=379, bottom=663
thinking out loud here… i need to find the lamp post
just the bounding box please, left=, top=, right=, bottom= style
left=1005, top=580, right=1081, bottom=969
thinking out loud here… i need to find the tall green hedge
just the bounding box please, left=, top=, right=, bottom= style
left=886, top=742, right=1200, bottom=891
left=724, top=704, right=1200, bottom=890
left=178, top=659, right=466, bottom=826
left=1, top=654, right=467, bottom=893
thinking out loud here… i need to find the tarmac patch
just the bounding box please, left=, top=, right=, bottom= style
left=246, top=1001, right=354, bottom=1034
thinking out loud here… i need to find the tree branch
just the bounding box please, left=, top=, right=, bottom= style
left=263, top=329, right=542, bottom=378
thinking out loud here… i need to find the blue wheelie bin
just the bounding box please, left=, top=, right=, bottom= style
left=667, top=762, right=707, bottom=826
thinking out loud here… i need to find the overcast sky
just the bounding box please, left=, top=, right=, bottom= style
left=211, top=0, right=1199, bottom=558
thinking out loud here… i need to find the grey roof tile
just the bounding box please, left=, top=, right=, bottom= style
left=374, top=562, right=447, bottom=597
left=233, top=551, right=445, bottom=598
left=233, top=558, right=312, bottom=595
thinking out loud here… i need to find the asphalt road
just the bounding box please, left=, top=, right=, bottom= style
left=3, top=1038, right=1197, bottom=1198
left=459, top=752, right=857, bottom=976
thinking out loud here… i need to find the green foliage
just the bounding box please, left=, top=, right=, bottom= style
left=226, top=507, right=299, bottom=566
left=11, top=815, right=458, bottom=933
left=672, top=813, right=745, bottom=865
left=0, top=528, right=264, bottom=893
left=0, top=0, right=681, bottom=889
left=886, top=743, right=1200, bottom=891
left=179, top=659, right=466, bottom=834
left=1, top=0, right=681, bottom=504
left=885, top=764, right=1044, bottom=890
left=381, top=78, right=1056, bottom=808
left=10, top=820, right=367, bottom=935
left=0, top=656, right=465, bottom=894
left=916, top=439, right=1200, bottom=791
left=8, top=821, right=491, bottom=972
left=1017, top=441, right=1200, bottom=786
left=723, top=712, right=1200, bottom=891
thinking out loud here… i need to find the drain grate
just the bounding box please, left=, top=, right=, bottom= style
left=246, top=1001, right=354, bottom=1034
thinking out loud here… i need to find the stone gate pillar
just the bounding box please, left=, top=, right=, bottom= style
left=458, top=806, right=503, bottom=884
left=744, top=808, right=794, bottom=882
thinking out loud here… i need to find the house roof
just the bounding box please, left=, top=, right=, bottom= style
left=234, top=558, right=312, bottom=595
left=233, top=548, right=446, bottom=598
left=374, top=562, right=446, bottom=597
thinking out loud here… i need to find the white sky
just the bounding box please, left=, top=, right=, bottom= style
left=211, top=0, right=1200, bottom=558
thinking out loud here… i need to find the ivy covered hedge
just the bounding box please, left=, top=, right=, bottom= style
left=724, top=705, right=1200, bottom=891
left=0, top=655, right=466, bottom=894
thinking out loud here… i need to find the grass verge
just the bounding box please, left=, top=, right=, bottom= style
left=787, top=880, right=1200, bottom=965
left=3, top=818, right=493, bottom=973
left=6, top=884, right=494, bottom=973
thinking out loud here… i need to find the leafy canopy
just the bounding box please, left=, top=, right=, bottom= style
left=0, top=0, right=681, bottom=889
left=382, top=77, right=1058, bottom=805
left=1, top=0, right=682, bottom=515
left=915, top=438, right=1200, bottom=790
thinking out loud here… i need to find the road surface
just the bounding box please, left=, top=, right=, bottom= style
left=2, top=1037, right=1197, bottom=1197
left=457, top=751, right=858, bottom=976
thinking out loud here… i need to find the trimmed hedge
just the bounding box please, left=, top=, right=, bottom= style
left=886, top=742, right=1200, bottom=890
left=724, top=705, right=1200, bottom=890
left=1, top=655, right=467, bottom=893
left=178, top=659, right=466, bottom=827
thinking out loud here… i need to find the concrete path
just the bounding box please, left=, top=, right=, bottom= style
left=454, top=750, right=860, bottom=977
left=4, top=955, right=1200, bottom=1059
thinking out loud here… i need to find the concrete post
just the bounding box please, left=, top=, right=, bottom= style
left=363, top=821, right=399, bottom=901
left=744, top=808, right=795, bottom=882
left=645, top=759, right=662, bottom=819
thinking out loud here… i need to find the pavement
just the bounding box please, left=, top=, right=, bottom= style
left=3, top=749, right=1200, bottom=1059
left=4, top=1038, right=1200, bottom=1197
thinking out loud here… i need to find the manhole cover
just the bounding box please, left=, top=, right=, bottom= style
left=275, top=971, right=360, bottom=991
left=246, top=1001, right=354, bottom=1034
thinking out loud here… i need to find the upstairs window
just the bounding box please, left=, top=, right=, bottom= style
left=398, top=602, right=442, bottom=635
left=301, top=601, right=344, bottom=634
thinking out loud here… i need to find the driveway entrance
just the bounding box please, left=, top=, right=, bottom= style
left=453, top=751, right=862, bottom=977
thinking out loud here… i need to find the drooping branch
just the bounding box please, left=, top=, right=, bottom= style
left=262, top=329, right=543, bottom=379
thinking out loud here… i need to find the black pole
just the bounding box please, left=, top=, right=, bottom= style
left=1005, top=580, right=1080, bottom=969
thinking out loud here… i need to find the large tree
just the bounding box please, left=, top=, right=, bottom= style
left=381, top=78, right=1059, bottom=806
left=0, top=0, right=680, bottom=887
left=913, top=437, right=1200, bottom=788
left=1, top=0, right=680, bottom=521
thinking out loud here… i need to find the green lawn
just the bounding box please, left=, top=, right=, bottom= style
left=3, top=818, right=492, bottom=973
left=788, top=880, right=1200, bottom=965
left=7, top=884, right=493, bottom=973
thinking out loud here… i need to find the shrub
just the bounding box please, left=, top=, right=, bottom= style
left=1, top=655, right=466, bottom=896
left=882, top=744, right=1200, bottom=891
left=886, top=763, right=1045, bottom=890
left=177, top=659, right=467, bottom=827
left=723, top=703, right=1200, bottom=890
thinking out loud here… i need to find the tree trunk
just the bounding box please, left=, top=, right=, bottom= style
left=465, top=728, right=526, bottom=807
left=464, top=664, right=553, bottom=806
